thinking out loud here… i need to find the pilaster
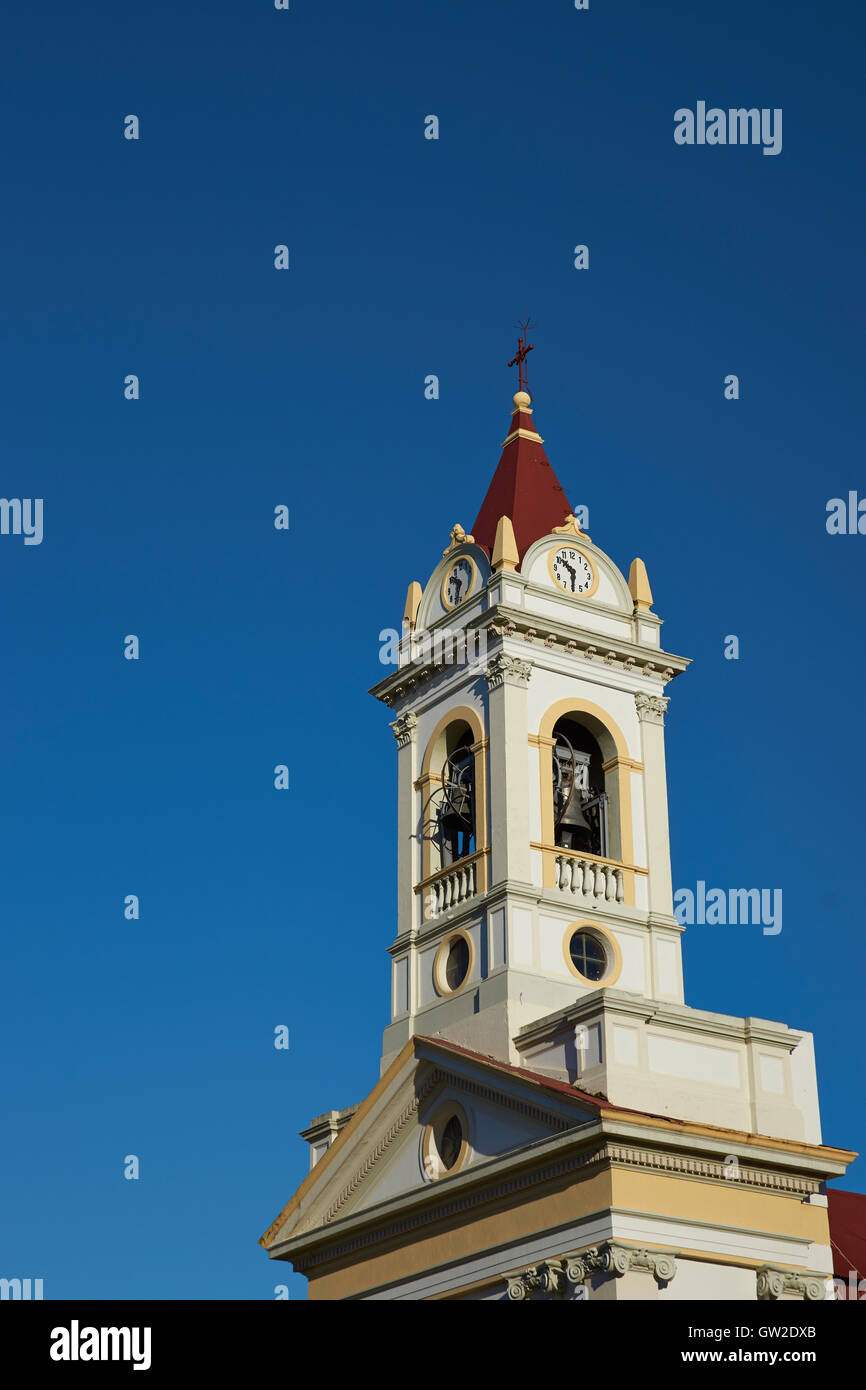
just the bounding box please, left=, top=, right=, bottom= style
left=484, top=652, right=533, bottom=887
left=634, top=693, right=674, bottom=916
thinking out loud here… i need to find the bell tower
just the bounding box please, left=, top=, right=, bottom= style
left=372, top=384, right=692, bottom=1072
left=371, top=381, right=823, bottom=1144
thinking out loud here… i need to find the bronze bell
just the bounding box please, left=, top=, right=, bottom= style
left=554, top=742, right=594, bottom=851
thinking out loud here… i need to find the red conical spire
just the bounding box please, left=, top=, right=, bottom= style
left=471, top=390, right=573, bottom=561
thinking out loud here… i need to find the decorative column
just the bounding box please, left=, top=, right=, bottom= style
left=634, top=693, right=674, bottom=917
left=484, top=652, right=533, bottom=888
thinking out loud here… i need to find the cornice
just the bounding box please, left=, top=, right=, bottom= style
left=369, top=603, right=690, bottom=709
left=270, top=1110, right=846, bottom=1271
left=276, top=1139, right=610, bottom=1271
left=515, top=990, right=804, bottom=1052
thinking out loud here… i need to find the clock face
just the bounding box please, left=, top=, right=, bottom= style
left=443, top=557, right=475, bottom=608
left=551, top=546, right=595, bottom=596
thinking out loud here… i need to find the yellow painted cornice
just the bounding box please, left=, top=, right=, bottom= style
left=501, top=426, right=544, bottom=447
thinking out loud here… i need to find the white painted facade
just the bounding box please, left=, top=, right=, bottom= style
left=373, top=520, right=822, bottom=1151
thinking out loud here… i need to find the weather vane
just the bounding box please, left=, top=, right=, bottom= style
left=508, top=316, right=536, bottom=394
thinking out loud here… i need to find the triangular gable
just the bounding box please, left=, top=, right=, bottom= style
left=260, top=1037, right=603, bottom=1251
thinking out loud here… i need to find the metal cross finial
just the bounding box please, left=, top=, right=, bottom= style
left=508, top=317, right=536, bottom=394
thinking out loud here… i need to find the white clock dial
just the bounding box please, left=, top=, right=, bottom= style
left=551, top=546, right=594, bottom=596
left=444, top=558, right=474, bottom=608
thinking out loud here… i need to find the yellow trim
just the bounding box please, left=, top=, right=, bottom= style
left=528, top=733, right=557, bottom=750
left=421, top=1100, right=471, bottom=1181
left=562, top=920, right=623, bottom=987
left=537, top=699, right=636, bottom=899
left=440, top=553, right=479, bottom=612
left=547, top=542, right=599, bottom=599
left=602, top=755, right=644, bottom=775
left=501, top=427, right=544, bottom=446
left=532, top=843, right=648, bottom=876
left=432, top=929, right=476, bottom=997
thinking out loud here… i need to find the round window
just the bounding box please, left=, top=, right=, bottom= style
left=437, top=1115, right=464, bottom=1171
left=423, top=1106, right=469, bottom=1181
left=569, top=929, right=607, bottom=982
left=445, top=935, right=470, bottom=990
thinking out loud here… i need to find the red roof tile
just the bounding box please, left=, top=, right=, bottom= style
left=828, top=1188, right=866, bottom=1283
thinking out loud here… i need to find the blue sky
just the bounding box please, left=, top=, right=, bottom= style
left=1, top=0, right=863, bottom=1299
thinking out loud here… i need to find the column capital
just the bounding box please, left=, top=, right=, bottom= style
left=635, top=692, right=669, bottom=725
left=756, top=1265, right=827, bottom=1302
left=485, top=653, right=533, bottom=691
left=506, top=1260, right=566, bottom=1301
left=565, top=1241, right=678, bottom=1287
left=390, top=711, right=417, bottom=748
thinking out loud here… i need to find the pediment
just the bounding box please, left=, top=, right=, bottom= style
left=261, top=1037, right=601, bottom=1252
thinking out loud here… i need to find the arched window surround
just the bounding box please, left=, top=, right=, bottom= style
left=416, top=705, right=489, bottom=900
left=535, top=698, right=644, bottom=906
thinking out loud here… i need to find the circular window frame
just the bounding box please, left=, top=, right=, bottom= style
left=562, top=920, right=622, bottom=987
left=440, top=554, right=479, bottom=612
left=546, top=542, right=600, bottom=599
left=433, top=929, right=475, bottom=997
left=420, top=1101, right=470, bottom=1182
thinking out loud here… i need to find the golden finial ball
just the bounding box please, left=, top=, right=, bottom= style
left=513, top=391, right=532, bottom=409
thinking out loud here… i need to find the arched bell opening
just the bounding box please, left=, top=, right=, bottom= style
left=418, top=707, right=488, bottom=897
left=435, top=722, right=476, bottom=868
left=552, top=715, right=613, bottom=859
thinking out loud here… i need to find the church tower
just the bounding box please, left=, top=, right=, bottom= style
left=261, top=369, right=855, bottom=1302
left=376, top=384, right=688, bottom=1091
